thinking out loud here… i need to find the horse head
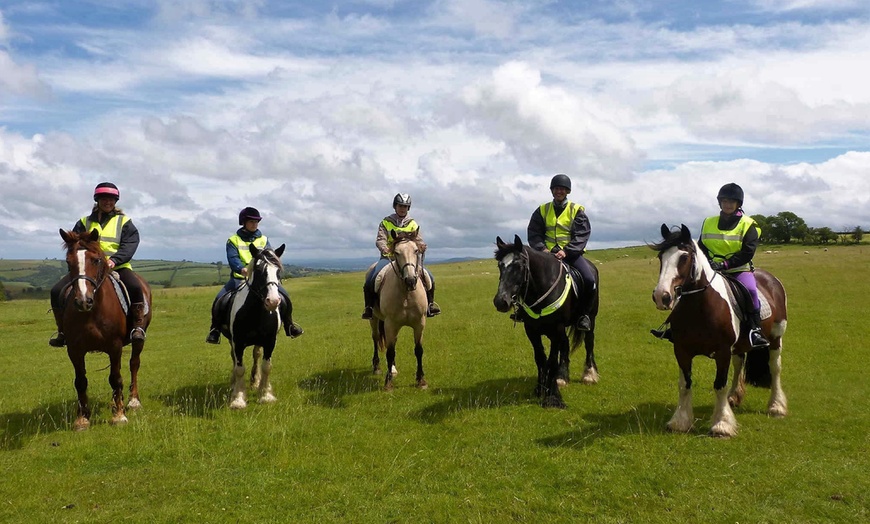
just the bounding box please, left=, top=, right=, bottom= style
left=60, top=228, right=108, bottom=312
left=390, top=230, right=421, bottom=290
left=650, top=223, right=707, bottom=310
left=248, top=243, right=285, bottom=312
left=493, top=234, right=527, bottom=312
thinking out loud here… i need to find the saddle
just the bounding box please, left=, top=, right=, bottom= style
left=212, top=284, right=288, bottom=331
left=721, top=273, right=771, bottom=321
left=60, top=271, right=140, bottom=317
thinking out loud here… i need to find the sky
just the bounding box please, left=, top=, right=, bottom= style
left=1, top=0, right=869, bottom=265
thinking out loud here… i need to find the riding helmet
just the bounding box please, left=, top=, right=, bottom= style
left=93, top=182, right=120, bottom=201
left=717, top=183, right=744, bottom=206
left=238, top=206, right=262, bottom=225
left=550, top=174, right=572, bottom=192
left=393, top=193, right=412, bottom=207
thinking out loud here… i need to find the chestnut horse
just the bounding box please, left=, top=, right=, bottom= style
left=369, top=230, right=429, bottom=391
left=493, top=235, right=599, bottom=409
left=651, top=224, right=788, bottom=437
left=57, top=229, right=152, bottom=430
left=217, top=244, right=288, bottom=409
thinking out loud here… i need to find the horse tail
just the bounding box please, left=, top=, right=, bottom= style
left=568, top=325, right=585, bottom=354
left=744, top=348, right=772, bottom=388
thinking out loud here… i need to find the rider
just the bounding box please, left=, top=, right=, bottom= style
left=701, top=183, right=769, bottom=349
left=526, top=173, right=597, bottom=331
left=360, top=193, right=441, bottom=319
left=205, top=206, right=303, bottom=344
left=49, top=182, right=148, bottom=347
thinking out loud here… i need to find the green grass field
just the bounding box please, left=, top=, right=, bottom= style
left=0, top=244, right=867, bottom=523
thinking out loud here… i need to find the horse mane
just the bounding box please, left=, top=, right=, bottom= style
left=61, top=229, right=104, bottom=256
left=494, top=239, right=524, bottom=261
left=391, top=231, right=422, bottom=252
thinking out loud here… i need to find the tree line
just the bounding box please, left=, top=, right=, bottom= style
left=751, top=211, right=865, bottom=245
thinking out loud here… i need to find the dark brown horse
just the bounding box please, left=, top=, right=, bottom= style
left=57, top=229, right=152, bottom=430
left=493, top=235, right=599, bottom=409
left=651, top=224, right=787, bottom=437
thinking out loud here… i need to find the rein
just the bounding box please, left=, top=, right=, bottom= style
left=512, top=249, right=570, bottom=318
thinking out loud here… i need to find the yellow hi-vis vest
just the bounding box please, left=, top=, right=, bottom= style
left=81, top=214, right=132, bottom=270
left=381, top=218, right=419, bottom=252
left=700, top=215, right=760, bottom=273
left=539, top=201, right=583, bottom=252
left=228, top=234, right=268, bottom=279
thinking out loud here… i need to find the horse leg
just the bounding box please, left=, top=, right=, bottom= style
left=767, top=340, right=788, bottom=418
left=556, top=342, right=570, bottom=388
left=413, top=326, right=427, bottom=390
left=251, top=346, right=263, bottom=389
left=370, top=318, right=382, bottom=375
left=541, top=333, right=567, bottom=409
left=383, top=324, right=399, bottom=391
left=667, top=352, right=694, bottom=433
left=127, top=339, right=143, bottom=410
left=229, top=346, right=248, bottom=410
left=526, top=326, right=547, bottom=398
left=108, top=350, right=128, bottom=426
left=727, top=354, right=746, bottom=408
left=257, top=343, right=277, bottom=403
left=709, top=350, right=738, bottom=438
left=580, top=328, right=599, bottom=385
left=69, top=350, right=91, bottom=431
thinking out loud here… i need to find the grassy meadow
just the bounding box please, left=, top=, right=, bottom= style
left=0, top=244, right=867, bottom=523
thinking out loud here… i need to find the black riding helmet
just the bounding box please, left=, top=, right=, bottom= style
left=238, top=206, right=262, bottom=225
left=393, top=193, right=412, bottom=207
left=550, top=173, right=571, bottom=192
left=93, top=182, right=120, bottom=201
left=717, top=183, right=744, bottom=206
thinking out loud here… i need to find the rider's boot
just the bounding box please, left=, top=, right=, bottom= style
left=426, top=285, right=441, bottom=317
left=130, top=303, right=147, bottom=342
left=748, top=309, right=770, bottom=349
left=361, top=287, right=376, bottom=320
left=650, top=327, right=673, bottom=341
left=48, top=307, right=66, bottom=347
left=282, top=304, right=304, bottom=338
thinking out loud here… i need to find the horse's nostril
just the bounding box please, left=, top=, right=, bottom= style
left=662, top=293, right=671, bottom=307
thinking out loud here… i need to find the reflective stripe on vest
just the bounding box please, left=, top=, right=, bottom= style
left=700, top=215, right=760, bottom=273
left=382, top=219, right=418, bottom=252
left=81, top=214, right=132, bottom=270
left=540, top=201, right=582, bottom=251
left=229, top=234, right=268, bottom=279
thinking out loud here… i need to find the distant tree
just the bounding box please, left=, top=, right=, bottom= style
left=816, top=227, right=837, bottom=244
left=766, top=211, right=807, bottom=244
left=0, top=281, right=6, bottom=302
left=853, top=226, right=864, bottom=244
left=751, top=214, right=770, bottom=243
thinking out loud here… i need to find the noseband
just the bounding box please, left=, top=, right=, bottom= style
left=390, top=239, right=421, bottom=288
left=64, top=247, right=109, bottom=297
left=670, top=244, right=714, bottom=301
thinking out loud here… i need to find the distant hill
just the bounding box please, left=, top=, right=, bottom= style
left=0, top=258, right=348, bottom=300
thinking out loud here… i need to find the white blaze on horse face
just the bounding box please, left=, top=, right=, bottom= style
left=75, top=249, right=89, bottom=297
left=653, top=247, right=682, bottom=310
left=263, top=263, right=281, bottom=311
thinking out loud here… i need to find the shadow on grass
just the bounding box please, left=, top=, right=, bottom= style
left=0, top=400, right=102, bottom=450
left=298, top=367, right=383, bottom=408
left=410, top=376, right=541, bottom=424
left=157, top=383, right=231, bottom=418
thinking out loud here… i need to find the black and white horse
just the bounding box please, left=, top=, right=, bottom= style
left=218, top=244, right=287, bottom=409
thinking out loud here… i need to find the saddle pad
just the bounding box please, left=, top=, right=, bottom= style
left=724, top=280, right=771, bottom=321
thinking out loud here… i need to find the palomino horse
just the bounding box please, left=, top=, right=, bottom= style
left=57, top=229, right=152, bottom=430
left=216, top=244, right=290, bottom=409
left=651, top=224, right=788, bottom=437
left=369, top=230, right=428, bottom=391
left=493, top=235, right=599, bottom=409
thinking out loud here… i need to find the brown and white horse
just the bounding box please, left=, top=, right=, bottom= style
left=369, top=230, right=429, bottom=391
left=57, top=229, right=152, bottom=430
left=651, top=224, right=788, bottom=437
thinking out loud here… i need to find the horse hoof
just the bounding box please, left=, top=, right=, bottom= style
left=127, top=398, right=142, bottom=410
left=73, top=418, right=90, bottom=431
left=581, top=369, right=600, bottom=385
left=417, top=380, right=428, bottom=390
left=768, top=404, right=788, bottom=418
left=229, top=399, right=247, bottom=410
left=110, top=415, right=129, bottom=426
left=383, top=382, right=394, bottom=392
left=556, top=378, right=568, bottom=388
left=709, top=422, right=737, bottom=438
left=541, top=396, right=566, bottom=409
left=390, top=366, right=398, bottom=376
left=258, top=393, right=277, bottom=404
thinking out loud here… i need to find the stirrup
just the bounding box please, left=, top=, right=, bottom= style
left=49, top=332, right=66, bottom=347
left=576, top=315, right=591, bottom=331
left=288, top=323, right=304, bottom=338
left=130, top=327, right=146, bottom=341
left=426, top=302, right=441, bottom=317
left=361, top=307, right=373, bottom=320
left=749, top=329, right=769, bottom=349
left=205, top=328, right=221, bottom=345
left=650, top=326, right=672, bottom=341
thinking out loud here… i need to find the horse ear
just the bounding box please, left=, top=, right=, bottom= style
left=86, top=229, right=100, bottom=243
left=496, top=236, right=505, bottom=248
left=275, top=244, right=285, bottom=258
left=59, top=228, right=71, bottom=242
left=660, top=224, right=670, bottom=239
left=391, top=230, right=398, bottom=240
left=250, top=244, right=261, bottom=258
left=679, top=224, right=692, bottom=242
left=513, top=234, right=523, bottom=248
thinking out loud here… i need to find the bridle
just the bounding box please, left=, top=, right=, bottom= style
left=246, top=257, right=281, bottom=303
left=390, top=238, right=421, bottom=287
left=62, top=245, right=110, bottom=299
left=669, top=242, right=715, bottom=302
left=504, top=248, right=566, bottom=314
